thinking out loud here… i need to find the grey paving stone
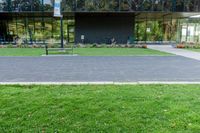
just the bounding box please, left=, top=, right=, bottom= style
left=148, top=45, right=200, bottom=61
left=0, top=56, right=200, bottom=82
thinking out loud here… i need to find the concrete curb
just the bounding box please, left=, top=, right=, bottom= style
left=1, top=81, right=200, bottom=85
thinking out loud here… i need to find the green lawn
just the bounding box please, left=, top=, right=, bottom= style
left=0, top=48, right=44, bottom=56
left=74, top=48, right=171, bottom=56
left=1, top=85, right=200, bottom=132
left=0, top=48, right=171, bottom=56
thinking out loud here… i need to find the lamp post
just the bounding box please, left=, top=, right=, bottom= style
left=60, top=15, right=64, bottom=48
left=54, top=0, right=63, bottom=48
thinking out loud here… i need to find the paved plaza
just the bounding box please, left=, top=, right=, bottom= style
left=0, top=56, right=200, bottom=82
left=148, top=45, right=200, bottom=61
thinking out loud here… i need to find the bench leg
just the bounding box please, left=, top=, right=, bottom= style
left=45, top=45, right=48, bottom=55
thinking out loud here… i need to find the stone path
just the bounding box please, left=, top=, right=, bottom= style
left=148, top=45, right=200, bottom=61
left=0, top=56, right=200, bottom=82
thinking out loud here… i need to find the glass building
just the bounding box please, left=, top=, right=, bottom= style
left=0, top=0, right=200, bottom=45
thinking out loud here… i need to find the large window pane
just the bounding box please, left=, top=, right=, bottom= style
left=76, top=0, right=119, bottom=12
left=0, top=0, right=7, bottom=11
left=76, top=0, right=85, bottom=11
left=62, top=0, right=75, bottom=12
left=32, top=0, right=42, bottom=11
left=146, top=20, right=163, bottom=42
left=175, top=0, right=184, bottom=11
left=43, top=18, right=53, bottom=44
left=11, top=0, right=32, bottom=11
left=44, top=0, right=53, bottom=11
left=163, top=0, right=172, bottom=11
left=109, top=0, right=119, bottom=11
left=16, top=18, right=26, bottom=44
left=135, top=20, right=146, bottom=41
left=0, top=1, right=2, bottom=11
left=184, top=0, right=199, bottom=12
left=66, top=19, right=75, bottom=43
left=52, top=18, right=61, bottom=43
left=142, top=0, right=153, bottom=11
left=8, top=18, right=18, bottom=42
left=97, top=0, right=119, bottom=11
left=120, top=0, right=131, bottom=11
left=11, top=0, right=42, bottom=11
left=153, top=0, right=163, bottom=11
left=129, top=0, right=141, bottom=11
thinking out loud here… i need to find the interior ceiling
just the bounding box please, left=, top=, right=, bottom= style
left=135, top=12, right=200, bottom=19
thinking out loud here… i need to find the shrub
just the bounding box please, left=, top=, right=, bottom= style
left=7, top=44, right=13, bottom=48
left=193, top=45, right=200, bottom=49
left=142, top=44, right=147, bottom=49
left=176, top=44, right=185, bottom=48
left=91, top=44, right=98, bottom=48
left=0, top=45, right=5, bottom=48
left=32, top=44, right=39, bottom=48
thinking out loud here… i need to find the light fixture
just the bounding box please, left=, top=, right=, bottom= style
left=190, top=15, right=200, bottom=18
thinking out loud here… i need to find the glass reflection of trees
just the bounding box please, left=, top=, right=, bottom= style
left=43, top=0, right=53, bottom=11
left=0, top=0, right=8, bottom=11
left=184, top=0, right=200, bottom=12
left=11, top=0, right=42, bottom=11
left=0, top=0, right=199, bottom=12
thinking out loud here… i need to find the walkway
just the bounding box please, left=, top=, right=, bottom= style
left=0, top=56, right=200, bottom=82
left=148, top=45, right=200, bottom=61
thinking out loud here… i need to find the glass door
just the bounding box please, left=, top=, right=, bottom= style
left=67, top=19, right=75, bottom=43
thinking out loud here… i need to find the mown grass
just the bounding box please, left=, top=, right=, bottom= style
left=0, top=48, right=171, bottom=56
left=0, top=48, right=43, bottom=56
left=0, top=85, right=200, bottom=132
left=74, top=48, right=172, bottom=56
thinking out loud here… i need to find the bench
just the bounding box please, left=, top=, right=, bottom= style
left=45, top=45, right=73, bottom=55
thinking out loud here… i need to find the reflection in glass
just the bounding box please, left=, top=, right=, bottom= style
left=163, top=0, right=172, bottom=11
left=0, top=0, right=8, bottom=11
left=146, top=20, right=163, bottom=41
left=153, top=0, right=162, bottom=11
left=43, top=0, right=53, bottom=11
left=120, top=0, right=131, bottom=11
left=184, top=0, right=200, bottom=12
left=62, top=0, right=75, bottom=12
left=175, top=0, right=184, bottom=11
left=0, top=0, right=6, bottom=11
left=11, top=0, right=32, bottom=11
left=142, top=0, right=152, bottom=11
left=76, top=0, right=85, bottom=11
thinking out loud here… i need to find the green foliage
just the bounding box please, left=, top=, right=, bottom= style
left=150, top=21, right=162, bottom=41
left=136, top=22, right=146, bottom=41
left=136, top=21, right=163, bottom=41
left=7, top=44, right=13, bottom=48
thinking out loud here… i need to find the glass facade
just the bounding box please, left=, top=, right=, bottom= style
left=135, top=17, right=200, bottom=44
left=0, top=0, right=200, bottom=45
left=0, top=0, right=200, bottom=12
left=179, top=19, right=200, bottom=43
left=0, top=17, right=75, bottom=45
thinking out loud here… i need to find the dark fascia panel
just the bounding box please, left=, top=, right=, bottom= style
left=0, top=11, right=199, bottom=19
